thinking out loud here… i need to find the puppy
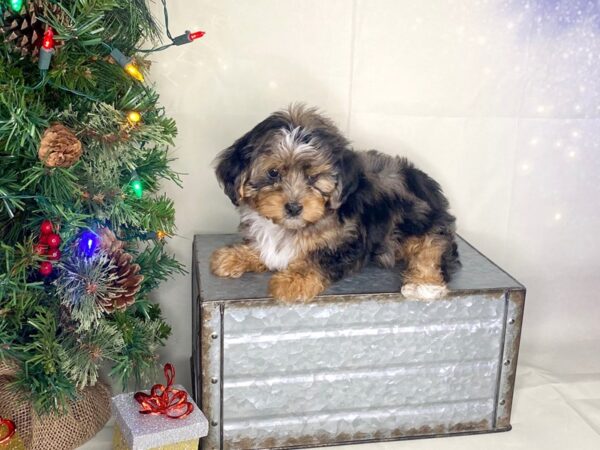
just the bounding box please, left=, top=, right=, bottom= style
left=211, top=105, right=460, bottom=302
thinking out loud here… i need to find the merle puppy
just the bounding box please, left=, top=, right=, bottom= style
left=211, top=105, right=459, bottom=302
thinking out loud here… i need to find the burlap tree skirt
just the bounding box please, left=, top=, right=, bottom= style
left=0, top=361, right=111, bottom=450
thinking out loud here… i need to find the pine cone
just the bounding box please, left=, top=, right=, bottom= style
left=98, top=228, right=143, bottom=312
left=38, top=124, right=83, bottom=168
left=1, top=0, right=67, bottom=60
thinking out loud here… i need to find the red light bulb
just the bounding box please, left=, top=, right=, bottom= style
left=189, top=31, right=205, bottom=41
left=42, top=28, right=55, bottom=50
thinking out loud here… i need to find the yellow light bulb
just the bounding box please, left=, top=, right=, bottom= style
left=127, top=111, right=142, bottom=124
left=156, top=230, right=167, bottom=240
left=124, top=62, right=144, bottom=82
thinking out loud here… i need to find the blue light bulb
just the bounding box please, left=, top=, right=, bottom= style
left=79, top=231, right=98, bottom=257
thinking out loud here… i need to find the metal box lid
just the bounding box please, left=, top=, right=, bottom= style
left=193, top=234, right=523, bottom=302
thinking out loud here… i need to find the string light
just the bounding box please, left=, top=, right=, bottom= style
left=124, top=63, right=144, bottom=82
left=171, top=30, right=205, bottom=46
left=8, top=0, right=24, bottom=13
left=142, top=230, right=168, bottom=240
left=42, top=28, right=54, bottom=50
left=78, top=231, right=98, bottom=258
left=110, top=48, right=144, bottom=82
left=38, top=28, right=55, bottom=71
left=188, top=31, right=205, bottom=41
left=127, top=111, right=142, bottom=125
left=27, top=0, right=205, bottom=96
left=130, top=171, right=143, bottom=199
left=134, top=0, right=205, bottom=53
left=131, top=179, right=143, bottom=198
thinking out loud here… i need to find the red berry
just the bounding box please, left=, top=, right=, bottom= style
left=39, top=235, right=48, bottom=244
left=40, top=220, right=53, bottom=235
left=39, top=261, right=53, bottom=276
left=46, top=233, right=61, bottom=248
left=47, top=248, right=61, bottom=261
left=34, top=243, right=48, bottom=255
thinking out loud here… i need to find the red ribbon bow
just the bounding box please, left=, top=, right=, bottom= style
left=134, top=363, right=193, bottom=419
left=0, top=417, right=15, bottom=444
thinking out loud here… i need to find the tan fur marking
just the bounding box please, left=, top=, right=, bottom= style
left=301, top=192, right=326, bottom=223
left=399, top=234, right=447, bottom=286
left=269, top=260, right=328, bottom=302
left=254, top=190, right=287, bottom=222
left=237, top=173, right=247, bottom=200
left=313, top=175, right=336, bottom=194
left=210, top=244, right=267, bottom=278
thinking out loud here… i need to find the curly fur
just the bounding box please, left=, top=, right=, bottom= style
left=212, top=104, right=460, bottom=301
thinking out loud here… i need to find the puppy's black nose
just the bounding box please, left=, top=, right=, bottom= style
left=285, top=202, right=303, bottom=217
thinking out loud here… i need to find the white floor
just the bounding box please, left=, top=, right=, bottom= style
left=81, top=344, right=600, bottom=450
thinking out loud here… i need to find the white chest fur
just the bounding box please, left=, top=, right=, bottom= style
left=239, top=209, right=297, bottom=271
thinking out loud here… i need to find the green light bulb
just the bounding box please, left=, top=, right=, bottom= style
left=131, top=179, right=143, bottom=198
left=8, top=0, right=24, bottom=13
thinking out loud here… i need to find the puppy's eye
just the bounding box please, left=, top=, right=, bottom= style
left=267, top=168, right=280, bottom=179
left=307, top=174, right=318, bottom=184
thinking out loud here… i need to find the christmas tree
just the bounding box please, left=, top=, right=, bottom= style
left=0, top=0, right=200, bottom=413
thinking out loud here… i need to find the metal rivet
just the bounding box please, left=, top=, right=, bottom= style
left=211, top=377, right=218, bottom=384
left=210, top=420, right=218, bottom=427
left=499, top=399, right=506, bottom=405
left=211, top=332, right=218, bottom=339
left=508, top=318, right=515, bottom=325
left=504, top=359, right=511, bottom=366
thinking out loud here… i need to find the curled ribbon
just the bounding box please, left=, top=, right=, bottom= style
left=0, top=417, right=15, bottom=444
left=134, top=363, right=193, bottom=419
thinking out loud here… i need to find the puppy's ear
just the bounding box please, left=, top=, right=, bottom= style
left=214, top=114, right=287, bottom=205
left=331, top=148, right=362, bottom=209
left=214, top=135, right=252, bottom=206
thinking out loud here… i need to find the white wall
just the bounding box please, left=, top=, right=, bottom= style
left=149, top=0, right=600, bottom=391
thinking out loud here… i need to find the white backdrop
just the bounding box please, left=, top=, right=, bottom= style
left=90, top=1, right=600, bottom=448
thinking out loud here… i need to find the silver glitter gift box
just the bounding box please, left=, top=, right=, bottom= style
left=111, top=385, right=208, bottom=450
left=192, top=234, right=525, bottom=450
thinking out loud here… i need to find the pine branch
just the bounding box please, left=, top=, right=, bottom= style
left=109, top=312, right=170, bottom=388
left=135, top=242, right=185, bottom=295
left=10, top=310, right=77, bottom=413
left=54, top=252, right=119, bottom=331
left=59, top=321, right=124, bottom=388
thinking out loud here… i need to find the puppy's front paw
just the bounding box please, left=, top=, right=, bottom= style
left=210, top=247, right=246, bottom=278
left=269, top=269, right=326, bottom=303
left=401, top=283, right=448, bottom=300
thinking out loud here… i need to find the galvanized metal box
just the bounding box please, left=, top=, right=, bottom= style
left=192, top=234, right=525, bottom=450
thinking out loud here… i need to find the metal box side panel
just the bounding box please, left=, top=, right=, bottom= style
left=200, top=302, right=223, bottom=450
left=220, top=293, right=508, bottom=449
left=495, top=289, right=526, bottom=428
left=192, top=238, right=200, bottom=402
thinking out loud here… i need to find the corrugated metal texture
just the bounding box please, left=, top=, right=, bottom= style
left=192, top=235, right=523, bottom=303
left=221, top=294, right=506, bottom=448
